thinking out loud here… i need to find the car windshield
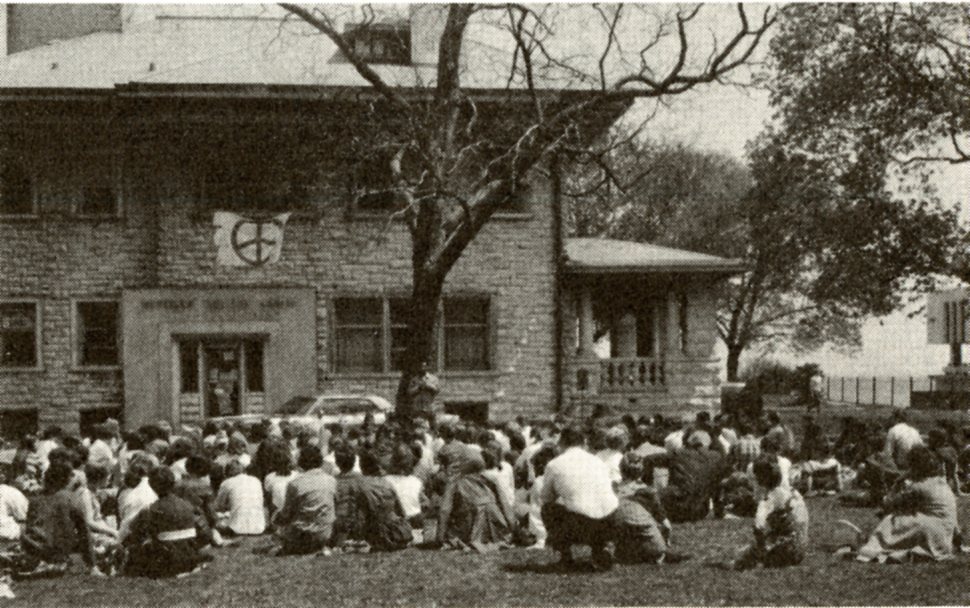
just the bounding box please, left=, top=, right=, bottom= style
left=278, top=396, right=316, bottom=415
left=310, top=398, right=379, bottom=416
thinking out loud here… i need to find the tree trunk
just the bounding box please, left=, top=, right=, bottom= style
left=726, top=343, right=744, bottom=382
left=393, top=272, right=444, bottom=421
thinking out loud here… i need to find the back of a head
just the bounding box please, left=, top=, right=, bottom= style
left=766, top=411, right=781, bottom=426
left=148, top=466, right=176, bottom=497
left=41, top=426, right=63, bottom=441
left=559, top=425, right=586, bottom=449
left=751, top=454, right=782, bottom=490
left=532, top=445, right=560, bottom=477
left=619, top=451, right=644, bottom=482
left=44, top=460, right=74, bottom=492
left=84, top=464, right=109, bottom=488
left=185, top=453, right=211, bottom=478
left=358, top=449, right=381, bottom=476
left=334, top=447, right=357, bottom=474
left=390, top=442, right=416, bottom=475
left=297, top=446, right=324, bottom=471
left=225, top=458, right=246, bottom=479
left=907, top=445, right=941, bottom=482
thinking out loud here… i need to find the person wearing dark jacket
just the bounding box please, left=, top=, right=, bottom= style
left=124, top=467, right=211, bottom=578
left=19, top=461, right=90, bottom=576
left=649, top=433, right=730, bottom=522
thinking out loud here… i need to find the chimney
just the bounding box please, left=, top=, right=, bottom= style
left=409, top=4, right=448, bottom=67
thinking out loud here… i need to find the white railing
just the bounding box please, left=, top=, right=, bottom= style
left=600, top=357, right=665, bottom=392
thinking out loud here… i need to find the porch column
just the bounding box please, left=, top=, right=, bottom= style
left=667, top=289, right=680, bottom=354
left=578, top=285, right=595, bottom=357
left=652, top=300, right=662, bottom=358
left=615, top=312, right=638, bottom=358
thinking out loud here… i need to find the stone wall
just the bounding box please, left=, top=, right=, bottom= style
left=0, top=118, right=560, bottom=431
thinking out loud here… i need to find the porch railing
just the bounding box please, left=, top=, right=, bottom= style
left=599, top=357, right=665, bottom=392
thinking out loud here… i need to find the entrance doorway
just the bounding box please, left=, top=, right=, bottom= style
left=177, top=337, right=264, bottom=419
left=204, top=343, right=241, bottom=418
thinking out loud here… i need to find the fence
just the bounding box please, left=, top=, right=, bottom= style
left=825, top=376, right=933, bottom=409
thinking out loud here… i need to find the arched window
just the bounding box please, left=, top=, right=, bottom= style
left=0, top=156, right=34, bottom=215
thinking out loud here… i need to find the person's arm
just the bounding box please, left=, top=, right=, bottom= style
left=70, top=499, right=94, bottom=568
left=214, top=482, right=230, bottom=514
left=538, top=466, right=557, bottom=506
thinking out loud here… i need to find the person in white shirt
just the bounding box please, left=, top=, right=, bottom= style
left=481, top=441, right=515, bottom=515
left=118, top=460, right=158, bottom=541
left=885, top=410, right=923, bottom=469
left=215, top=459, right=266, bottom=535
left=539, top=426, right=619, bottom=571
left=595, top=426, right=627, bottom=485
left=0, top=478, right=28, bottom=541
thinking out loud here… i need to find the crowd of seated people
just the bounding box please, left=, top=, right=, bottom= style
left=1, top=401, right=970, bottom=580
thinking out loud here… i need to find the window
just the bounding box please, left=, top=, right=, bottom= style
left=75, top=301, right=120, bottom=367
left=333, top=298, right=383, bottom=372
left=0, top=410, right=38, bottom=441
left=179, top=340, right=199, bottom=393
left=0, top=156, right=34, bottom=216
left=332, top=295, right=493, bottom=374
left=389, top=298, right=410, bottom=371
left=244, top=340, right=264, bottom=392
left=0, top=302, right=38, bottom=368
left=344, top=23, right=411, bottom=65
left=78, top=182, right=117, bottom=216
left=443, top=297, right=490, bottom=371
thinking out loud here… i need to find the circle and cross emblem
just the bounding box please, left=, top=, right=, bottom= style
left=230, top=216, right=283, bottom=267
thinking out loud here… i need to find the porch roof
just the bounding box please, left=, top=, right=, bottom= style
left=564, top=237, right=746, bottom=275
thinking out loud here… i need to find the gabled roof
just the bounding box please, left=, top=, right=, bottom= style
left=0, top=7, right=599, bottom=96
left=565, top=237, right=746, bottom=275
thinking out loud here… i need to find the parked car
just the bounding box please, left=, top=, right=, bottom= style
left=210, top=394, right=393, bottom=431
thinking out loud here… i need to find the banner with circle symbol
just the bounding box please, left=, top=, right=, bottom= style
left=213, top=211, right=291, bottom=267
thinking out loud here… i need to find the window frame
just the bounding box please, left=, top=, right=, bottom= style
left=71, top=298, right=122, bottom=370
left=0, top=298, right=42, bottom=372
left=330, top=293, right=497, bottom=377
left=72, top=149, right=124, bottom=219
left=0, top=155, right=39, bottom=219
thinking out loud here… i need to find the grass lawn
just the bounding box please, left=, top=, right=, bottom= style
left=9, top=496, right=970, bottom=607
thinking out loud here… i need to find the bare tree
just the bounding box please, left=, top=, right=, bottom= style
left=279, top=2, right=775, bottom=418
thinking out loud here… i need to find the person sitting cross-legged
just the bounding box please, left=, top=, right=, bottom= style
left=123, top=467, right=212, bottom=578
left=18, top=461, right=91, bottom=578
left=272, top=446, right=337, bottom=555
left=732, top=455, right=809, bottom=570
left=613, top=452, right=688, bottom=565
left=539, top=425, right=618, bottom=571
left=214, top=459, right=266, bottom=536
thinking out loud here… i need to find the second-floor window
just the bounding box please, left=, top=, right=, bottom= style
left=332, top=295, right=492, bottom=374
left=75, top=301, right=120, bottom=367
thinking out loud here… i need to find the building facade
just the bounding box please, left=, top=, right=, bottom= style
left=0, top=4, right=742, bottom=435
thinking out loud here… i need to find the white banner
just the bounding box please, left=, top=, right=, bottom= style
left=213, top=211, right=291, bottom=267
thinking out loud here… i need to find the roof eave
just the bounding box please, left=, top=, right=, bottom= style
left=564, top=262, right=747, bottom=275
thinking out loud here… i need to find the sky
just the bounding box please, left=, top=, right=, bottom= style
left=644, top=81, right=969, bottom=379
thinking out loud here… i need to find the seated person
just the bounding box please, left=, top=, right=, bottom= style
left=613, top=453, right=681, bottom=564
left=733, top=455, right=809, bottom=570
left=123, top=467, right=211, bottom=578
left=796, top=440, right=842, bottom=496
left=0, top=472, right=29, bottom=544
left=539, top=426, right=617, bottom=570
left=331, top=447, right=366, bottom=549
left=19, top=461, right=90, bottom=576
left=525, top=446, right=559, bottom=549
left=927, top=429, right=959, bottom=494
left=656, top=433, right=730, bottom=522
left=356, top=451, right=412, bottom=552
left=437, top=453, right=514, bottom=552
left=174, top=454, right=223, bottom=546
left=855, top=446, right=958, bottom=563
left=272, top=447, right=336, bottom=555
left=384, top=443, right=427, bottom=540
left=214, top=459, right=266, bottom=536
left=73, top=464, right=120, bottom=574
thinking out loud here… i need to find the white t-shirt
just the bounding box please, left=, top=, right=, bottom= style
left=0, top=484, right=28, bottom=540
left=595, top=449, right=623, bottom=484
left=215, top=474, right=266, bottom=535
left=264, top=471, right=298, bottom=515
left=385, top=474, right=424, bottom=519
left=540, top=447, right=618, bottom=519
left=482, top=461, right=515, bottom=513
left=118, top=477, right=158, bottom=540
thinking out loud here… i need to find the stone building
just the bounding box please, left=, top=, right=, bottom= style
left=0, top=4, right=742, bottom=435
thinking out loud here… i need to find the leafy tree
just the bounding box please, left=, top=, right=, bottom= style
left=280, top=3, right=775, bottom=416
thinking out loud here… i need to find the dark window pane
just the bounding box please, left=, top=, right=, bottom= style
left=245, top=340, right=264, bottom=392
left=0, top=303, right=37, bottom=367
left=334, top=298, right=382, bottom=326
left=79, top=184, right=116, bottom=216
left=77, top=302, right=119, bottom=366
left=444, top=298, right=489, bottom=325
left=0, top=158, right=32, bottom=215
left=335, top=327, right=382, bottom=372
left=444, top=326, right=489, bottom=371
left=179, top=341, right=199, bottom=393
